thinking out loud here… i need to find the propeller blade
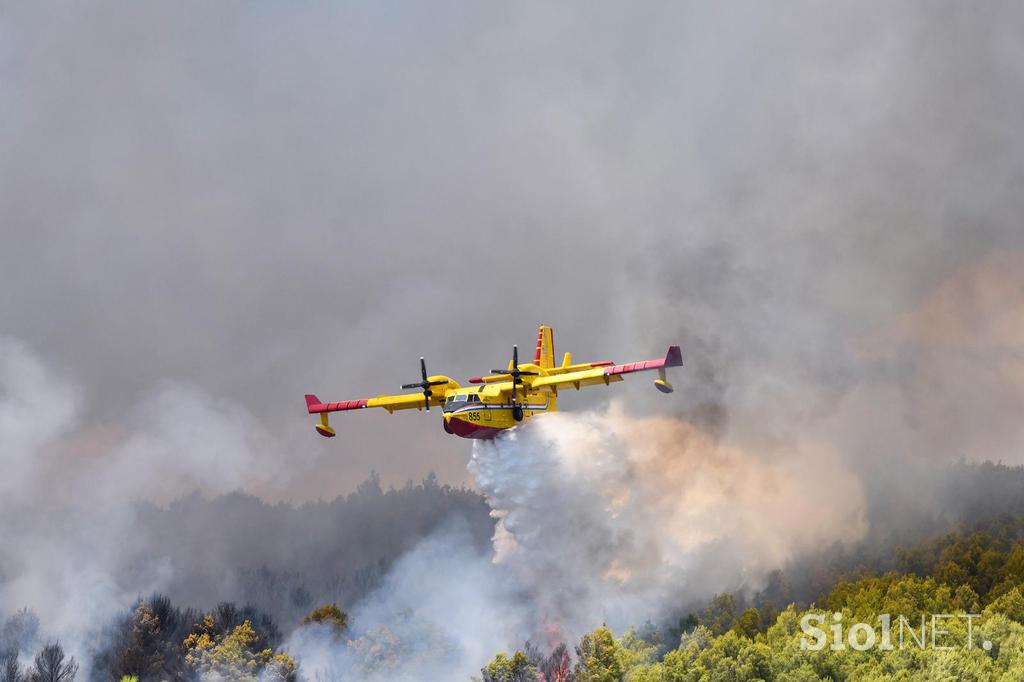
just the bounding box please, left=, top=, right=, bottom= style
left=401, top=382, right=422, bottom=390
left=420, top=357, right=428, bottom=382
left=517, top=371, right=539, bottom=376
left=513, top=345, right=518, bottom=369
left=428, top=379, right=449, bottom=386
left=490, top=369, right=511, bottom=375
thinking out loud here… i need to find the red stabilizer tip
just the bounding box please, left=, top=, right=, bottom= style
left=305, top=394, right=324, bottom=413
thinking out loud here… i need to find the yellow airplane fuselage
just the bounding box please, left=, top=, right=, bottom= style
left=441, top=363, right=556, bottom=438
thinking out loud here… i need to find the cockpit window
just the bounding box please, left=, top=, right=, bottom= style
left=444, top=393, right=472, bottom=413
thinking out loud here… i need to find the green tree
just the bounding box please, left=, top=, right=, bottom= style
left=614, top=628, right=658, bottom=675
left=575, top=626, right=623, bottom=682
left=301, top=604, right=349, bottom=637
left=478, top=651, right=538, bottom=682
left=985, top=586, right=1024, bottom=623
left=184, top=616, right=296, bottom=682
left=731, top=608, right=763, bottom=639
left=700, top=593, right=740, bottom=636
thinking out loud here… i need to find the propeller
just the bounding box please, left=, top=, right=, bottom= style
left=402, top=357, right=449, bottom=410
left=491, top=345, right=539, bottom=405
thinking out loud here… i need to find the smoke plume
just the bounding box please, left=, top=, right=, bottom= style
left=0, top=337, right=300, bottom=675
left=472, top=406, right=865, bottom=637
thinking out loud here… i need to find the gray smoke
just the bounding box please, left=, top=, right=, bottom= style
left=0, top=338, right=297, bottom=674
left=3, top=1, right=1024, bottom=679
left=3, top=1, right=1024, bottom=494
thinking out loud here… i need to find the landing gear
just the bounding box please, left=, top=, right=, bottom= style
left=512, top=405, right=524, bottom=422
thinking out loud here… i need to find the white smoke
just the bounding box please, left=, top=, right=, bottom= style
left=284, top=518, right=530, bottom=682
left=470, top=404, right=865, bottom=639
left=0, top=337, right=297, bottom=675
left=0, top=337, right=81, bottom=506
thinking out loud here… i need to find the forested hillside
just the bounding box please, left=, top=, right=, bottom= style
left=128, top=472, right=492, bottom=623
left=0, top=473, right=491, bottom=681
left=6, top=464, right=1024, bottom=680
left=480, top=518, right=1024, bottom=681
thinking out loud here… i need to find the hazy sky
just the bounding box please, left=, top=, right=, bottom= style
left=3, top=1, right=1024, bottom=498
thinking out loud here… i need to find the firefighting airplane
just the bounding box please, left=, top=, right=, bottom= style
left=305, top=325, right=683, bottom=440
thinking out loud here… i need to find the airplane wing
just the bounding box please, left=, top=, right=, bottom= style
left=305, top=392, right=445, bottom=415
left=305, top=383, right=456, bottom=437
left=528, top=345, right=683, bottom=395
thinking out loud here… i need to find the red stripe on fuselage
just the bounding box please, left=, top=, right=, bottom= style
left=446, top=416, right=508, bottom=440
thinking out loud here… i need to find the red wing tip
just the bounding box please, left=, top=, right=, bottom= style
left=665, top=346, right=683, bottom=367
left=305, top=394, right=325, bottom=413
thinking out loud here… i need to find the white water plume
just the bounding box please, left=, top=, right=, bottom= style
left=470, top=404, right=867, bottom=641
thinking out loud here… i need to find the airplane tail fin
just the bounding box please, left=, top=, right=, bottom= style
left=534, top=325, right=555, bottom=369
